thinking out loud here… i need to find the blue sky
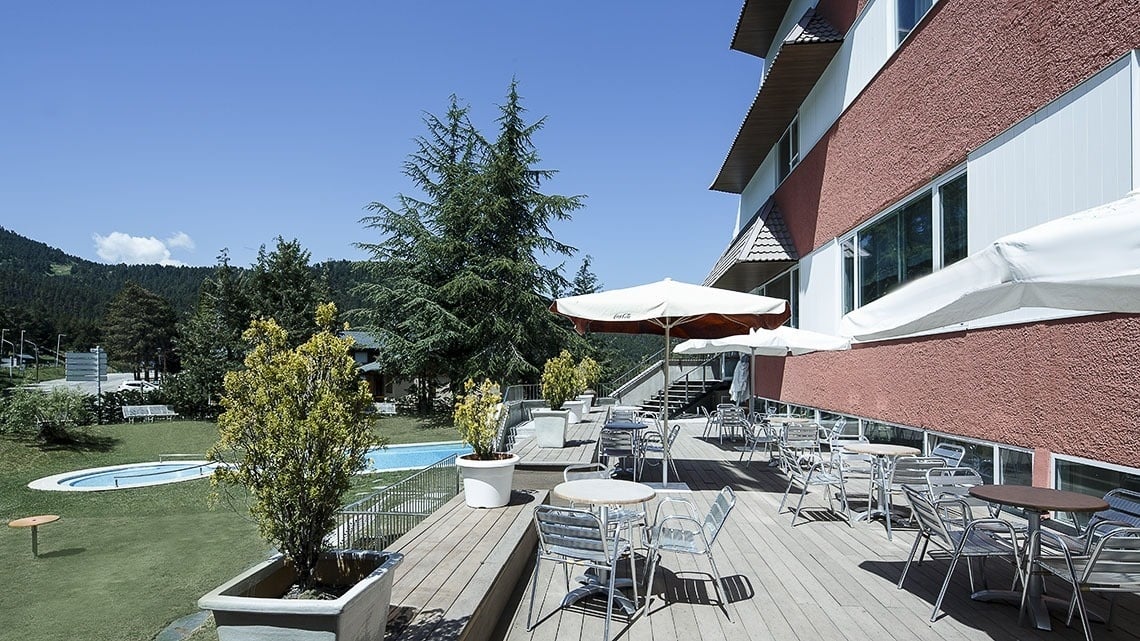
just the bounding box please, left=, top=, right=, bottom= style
left=1, top=1, right=759, bottom=290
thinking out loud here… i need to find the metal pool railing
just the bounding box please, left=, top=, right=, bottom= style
left=331, top=454, right=462, bottom=550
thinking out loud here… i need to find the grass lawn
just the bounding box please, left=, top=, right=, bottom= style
left=1, top=412, right=456, bottom=641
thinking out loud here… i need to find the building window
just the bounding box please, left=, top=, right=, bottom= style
left=842, top=170, right=966, bottom=312
left=777, top=118, right=799, bottom=183
left=940, top=173, right=968, bottom=266
left=1055, top=458, right=1140, bottom=529
left=897, top=0, right=935, bottom=44
left=755, top=267, right=799, bottom=327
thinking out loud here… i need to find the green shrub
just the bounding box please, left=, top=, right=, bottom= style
left=0, top=387, right=92, bottom=442
left=209, top=303, right=377, bottom=592
left=577, top=356, right=601, bottom=393
left=540, top=350, right=581, bottom=410
left=452, top=378, right=504, bottom=459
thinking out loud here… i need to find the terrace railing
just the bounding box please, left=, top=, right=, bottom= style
left=497, top=383, right=541, bottom=452
left=331, top=454, right=461, bottom=551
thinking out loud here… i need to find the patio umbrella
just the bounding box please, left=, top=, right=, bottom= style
left=550, top=278, right=789, bottom=489
left=839, top=190, right=1140, bottom=341
left=674, top=326, right=852, bottom=414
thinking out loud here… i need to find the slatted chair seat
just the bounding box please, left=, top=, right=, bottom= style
left=778, top=441, right=852, bottom=527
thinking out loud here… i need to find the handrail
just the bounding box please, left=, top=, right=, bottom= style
left=113, top=462, right=214, bottom=487
left=601, top=348, right=665, bottom=396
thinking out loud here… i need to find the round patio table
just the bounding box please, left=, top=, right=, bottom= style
left=842, top=443, right=920, bottom=539
left=968, top=485, right=1108, bottom=630
left=9, top=514, right=60, bottom=558
left=552, top=479, right=656, bottom=614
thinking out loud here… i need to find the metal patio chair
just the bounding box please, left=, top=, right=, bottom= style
left=563, top=463, right=648, bottom=550
left=897, top=485, right=1024, bottom=622
left=528, top=505, right=635, bottom=640
left=778, top=440, right=852, bottom=527
left=644, top=486, right=737, bottom=620
left=1027, top=526, right=1140, bottom=641
left=930, top=442, right=966, bottom=467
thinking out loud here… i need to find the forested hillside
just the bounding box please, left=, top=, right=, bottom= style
left=0, top=226, right=362, bottom=351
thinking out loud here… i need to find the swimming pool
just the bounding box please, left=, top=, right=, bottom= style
left=364, top=441, right=472, bottom=472
left=29, top=461, right=220, bottom=492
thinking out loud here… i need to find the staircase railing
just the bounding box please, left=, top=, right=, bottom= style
left=600, top=348, right=665, bottom=397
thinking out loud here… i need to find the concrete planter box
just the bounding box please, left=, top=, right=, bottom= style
left=531, top=409, right=570, bottom=448
left=562, top=400, right=587, bottom=424
left=199, top=549, right=403, bottom=641
left=576, top=394, right=595, bottom=411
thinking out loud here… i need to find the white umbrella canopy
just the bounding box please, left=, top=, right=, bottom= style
left=839, top=190, right=1140, bottom=341
left=551, top=278, right=789, bottom=489
left=675, top=327, right=851, bottom=417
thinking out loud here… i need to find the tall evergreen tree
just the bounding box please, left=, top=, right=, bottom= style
left=168, top=251, right=251, bottom=416
left=454, top=80, right=584, bottom=383
left=248, top=237, right=325, bottom=348
left=357, top=84, right=585, bottom=392
left=102, top=281, right=178, bottom=380
left=570, top=255, right=601, bottom=296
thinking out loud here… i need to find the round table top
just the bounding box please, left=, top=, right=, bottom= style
left=843, top=443, right=920, bottom=457
left=603, top=420, right=649, bottom=430
left=9, top=514, right=60, bottom=528
left=969, top=485, right=1109, bottom=513
left=553, top=479, right=656, bottom=506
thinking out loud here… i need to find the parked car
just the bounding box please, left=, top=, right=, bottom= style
left=119, top=380, right=160, bottom=392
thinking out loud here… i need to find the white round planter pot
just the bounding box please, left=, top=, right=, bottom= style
left=456, top=453, right=519, bottom=508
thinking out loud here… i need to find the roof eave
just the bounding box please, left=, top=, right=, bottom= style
left=730, top=0, right=795, bottom=58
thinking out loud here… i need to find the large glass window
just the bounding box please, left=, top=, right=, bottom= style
left=777, top=118, right=799, bottom=183
left=842, top=170, right=965, bottom=311
left=940, top=173, right=968, bottom=266
left=1055, top=458, right=1140, bottom=529
left=897, top=0, right=935, bottom=44
left=755, top=267, right=799, bottom=327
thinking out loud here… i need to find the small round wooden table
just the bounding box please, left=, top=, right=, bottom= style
left=9, top=514, right=60, bottom=558
left=842, top=443, right=920, bottom=539
left=968, top=485, right=1108, bottom=630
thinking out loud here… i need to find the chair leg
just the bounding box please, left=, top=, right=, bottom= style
left=897, top=533, right=924, bottom=589
left=1072, top=587, right=1094, bottom=641
left=778, top=477, right=796, bottom=513
left=604, top=560, right=617, bottom=641
left=932, top=554, right=962, bottom=622
left=706, top=550, right=733, bottom=622
left=527, top=553, right=541, bottom=630
left=644, top=550, right=660, bottom=616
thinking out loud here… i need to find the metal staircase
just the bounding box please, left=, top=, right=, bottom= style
left=638, top=377, right=727, bottom=418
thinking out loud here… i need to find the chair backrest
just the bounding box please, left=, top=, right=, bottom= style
left=1080, top=527, right=1140, bottom=587
left=533, top=505, right=612, bottom=559
left=902, top=484, right=957, bottom=551
left=890, top=456, right=947, bottom=488
left=599, top=428, right=636, bottom=453
left=610, top=407, right=637, bottom=422
left=926, top=466, right=983, bottom=500
left=1089, top=488, right=1140, bottom=531
left=931, top=442, right=966, bottom=467
left=702, top=487, right=737, bottom=545
left=564, top=463, right=610, bottom=482
left=783, top=423, right=822, bottom=449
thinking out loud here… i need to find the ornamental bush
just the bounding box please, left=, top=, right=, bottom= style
left=576, top=356, right=601, bottom=394
left=453, top=378, right=504, bottom=459
left=209, top=302, right=377, bottom=592
left=540, top=350, right=580, bottom=410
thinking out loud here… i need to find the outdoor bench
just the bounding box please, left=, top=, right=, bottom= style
left=121, top=405, right=180, bottom=422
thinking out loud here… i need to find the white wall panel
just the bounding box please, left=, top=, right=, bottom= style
left=736, top=150, right=777, bottom=234
left=842, top=0, right=894, bottom=107
left=796, top=240, right=843, bottom=335
left=967, top=56, right=1133, bottom=249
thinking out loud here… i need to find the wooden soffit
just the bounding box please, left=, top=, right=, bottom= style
left=712, top=8, right=843, bottom=194
left=730, top=0, right=795, bottom=58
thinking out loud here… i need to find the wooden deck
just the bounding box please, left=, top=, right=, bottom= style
left=511, top=407, right=610, bottom=468
left=499, top=419, right=1140, bottom=641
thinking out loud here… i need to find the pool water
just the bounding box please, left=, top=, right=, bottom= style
left=365, top=442, right=472, bottom=472
left=29, top=461, right=219, bottom=492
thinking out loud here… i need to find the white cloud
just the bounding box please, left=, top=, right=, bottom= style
left=166, top=231, right=195, bottom=250
left=92, top=231, right=195, bottom=266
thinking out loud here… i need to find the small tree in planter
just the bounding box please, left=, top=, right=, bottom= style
left=540, top=350, right=580, bottom=411
left=453, top=379, right=517, bottom=507
left=209, top=302, right=376, bottom=592
left=576, top=356, right=601, bottom=407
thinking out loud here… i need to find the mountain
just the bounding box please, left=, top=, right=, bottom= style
left=0, top=227, right=365, bottom=350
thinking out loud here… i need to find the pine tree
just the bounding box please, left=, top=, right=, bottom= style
left=101, top=282, right=178, bottom=380
left=570, top=255, right=601, bottom=296
left=248, top=238, right=325, bottom=348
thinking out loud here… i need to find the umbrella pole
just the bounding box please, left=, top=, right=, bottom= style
left=662, top=324, right=671, bottom=488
